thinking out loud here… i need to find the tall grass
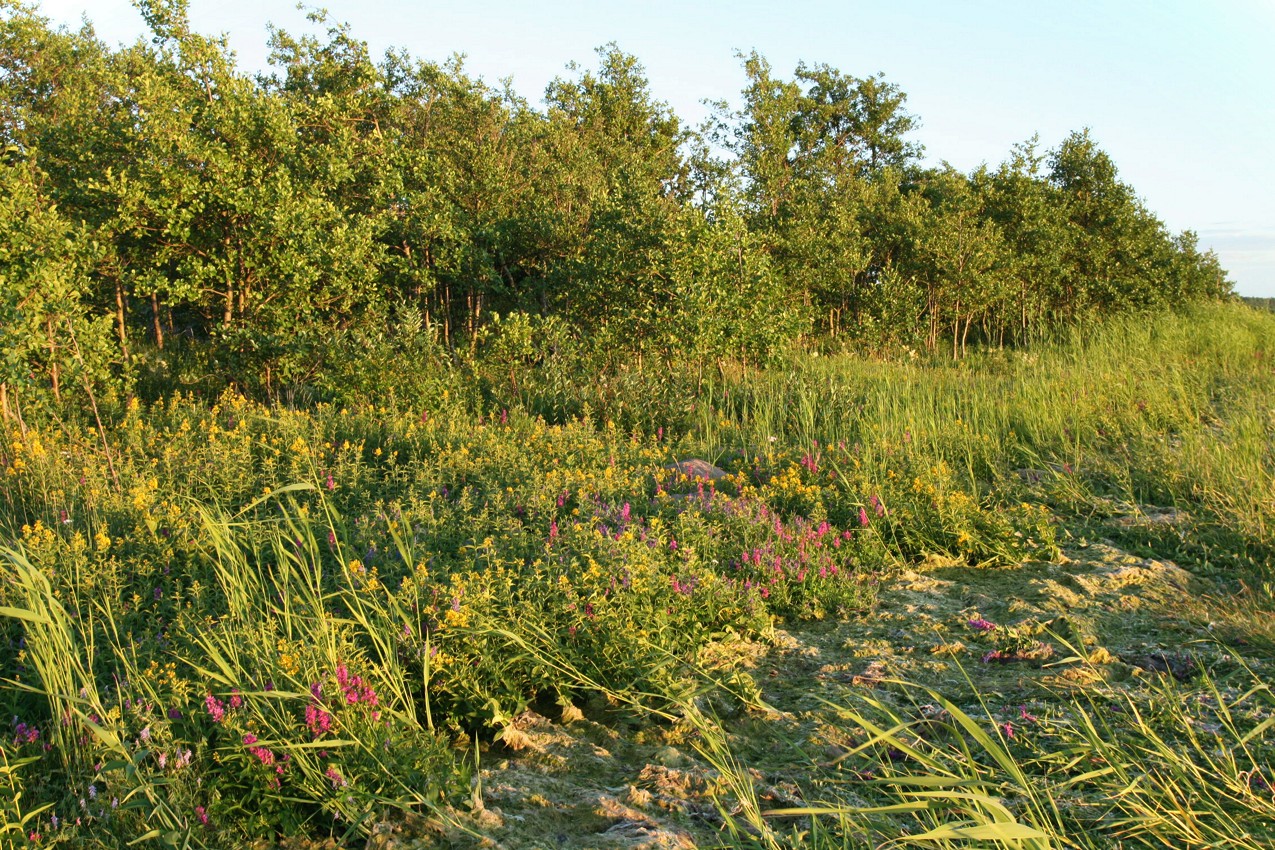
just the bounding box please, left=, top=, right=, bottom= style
left=688, top=651, right=1275, bottom=849
left=688, top=303, right=1275, bottom=579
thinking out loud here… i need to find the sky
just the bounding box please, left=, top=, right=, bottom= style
left=31, top=0, right=1275, bottom=297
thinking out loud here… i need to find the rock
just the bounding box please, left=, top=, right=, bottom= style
left=664, top=459, right=728, bottom=481
left=653, top=746, right=687, bottom=767
left=1130, top=651, right=1197, bottom=680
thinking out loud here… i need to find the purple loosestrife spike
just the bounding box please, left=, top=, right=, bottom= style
left=204, top=695, right=225, bottom=723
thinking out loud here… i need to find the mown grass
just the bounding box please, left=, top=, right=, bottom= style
left=0, top=302, right=1272, bottom=847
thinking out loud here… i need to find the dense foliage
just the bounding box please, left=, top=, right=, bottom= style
left=1, top=0, right=1230, bottom=419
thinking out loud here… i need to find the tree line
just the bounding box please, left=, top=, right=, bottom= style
left=0, top=0, right=1231, bottom=414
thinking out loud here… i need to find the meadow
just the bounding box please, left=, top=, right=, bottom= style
left=2, top=302, right=1274, bottom=848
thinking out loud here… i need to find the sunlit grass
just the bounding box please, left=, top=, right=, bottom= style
left=0, top=302, right=1271, bottom=846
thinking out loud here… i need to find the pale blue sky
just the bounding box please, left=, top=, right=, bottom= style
left=34, top=0, right=1275, bottom=296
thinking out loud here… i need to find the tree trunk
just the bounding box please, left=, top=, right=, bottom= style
left=152, top=292, right=165, bottom=350
left=48, top=318, right=61, bottom=403
left=115, top=281, right=131, bottom=363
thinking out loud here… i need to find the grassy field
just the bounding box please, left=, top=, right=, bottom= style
left=2, top=302, right=1273, bottom=848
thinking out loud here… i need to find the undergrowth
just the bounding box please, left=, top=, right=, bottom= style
left=0, top=303, right=1272, bottom=846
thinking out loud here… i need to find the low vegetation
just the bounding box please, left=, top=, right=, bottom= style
left=2, top=303, right=1273, bottom=847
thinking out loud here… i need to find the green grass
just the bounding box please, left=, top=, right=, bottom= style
left=1, top=302, right=1272, bottom=846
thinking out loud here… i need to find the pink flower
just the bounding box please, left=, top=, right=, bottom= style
left=12, top=722, right=39, bottom=746
left=306, top=704, right=332, bottom=738
left=325, top=766, right=347, bottom=788
left=242, top=733, right=258, bottom=745
left=858, top=507, right=870, bottom=527
left=968, top=618, right=996, bottom=632
left=195, top=806, right=209, bottom=826
left=204, top=694, right=225, bottom=723
left=229, top=690, right=243, bottom=710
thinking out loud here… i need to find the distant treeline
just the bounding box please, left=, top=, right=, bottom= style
left=0, top=0, right=1231, bottom=413
left=1242, top=297, right=1275, bottom=312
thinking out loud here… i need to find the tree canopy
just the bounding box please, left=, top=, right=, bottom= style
left=0, top=0, right=1232, bottom=415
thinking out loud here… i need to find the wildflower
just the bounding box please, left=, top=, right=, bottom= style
left=325, top=472, right=336, bottom=491
left=167, top=708, right=182, bottom=720
left=242, top=733, right=258, bottom=745
left=1019, top=705, right=1038, bottom=723
left=325, top=766, right=347, bottom=788
left=229, top=690, right=243, bottom=710
left=306, top=704, right=332, bottom=738
left=204, top=694, right=225, bottom=723
left=195, top=805, right=209, bottom=826
left=1001, top=721, right=1015, bottom=739
left=250, top=746, right=275, bottom=766
left=12, top=722, right=39, bottom=746
left=858, top=507, right=870, bottom=527
left=310, top=682, right=322, bottom=701
left=157, top=752, right=167, bottom=769
left=88, top=784, right=97, bottom=800
left=968, top=618, right=996, bottom=632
